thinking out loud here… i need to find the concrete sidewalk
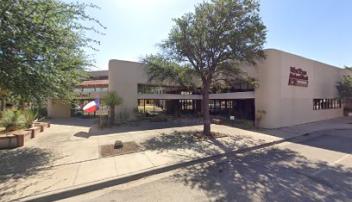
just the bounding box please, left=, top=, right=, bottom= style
left=1, top=128, right=271, bottom=201
left=258, top=117, right=352, bottom=139
left=1, top=117, right=352, bottom=201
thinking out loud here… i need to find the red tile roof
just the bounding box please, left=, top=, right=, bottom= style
left=78, top=80, right=109, bottom=87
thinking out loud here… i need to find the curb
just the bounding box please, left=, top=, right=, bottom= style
left=15, top=130, right=329, bottom=202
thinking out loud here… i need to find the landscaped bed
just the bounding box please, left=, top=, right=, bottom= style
left=0, top=122, right=50, bottom=149
left=100, top=141, right=142, bottom=158
left=0, top=108, right=50, bottom=149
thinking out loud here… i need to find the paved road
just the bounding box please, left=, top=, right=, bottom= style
left=63, top=129, right=352, bottom=202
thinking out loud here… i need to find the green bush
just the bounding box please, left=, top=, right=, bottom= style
left=116, top=110, right=130, bottom=124
left=222, top=118, right=254, bottom=129
left=133, top=107, right=145, bottom=120
left=22, top=109, right=38, bottom=128
left=150, top=114, right=168, bottom=122
left=36, top=107, right=47, bottom=119
left=0, top=109, right=26, bottom=132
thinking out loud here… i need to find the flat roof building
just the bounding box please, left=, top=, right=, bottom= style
left=47, top=70, right=109, bottom=118
left=48, top=49, right=351, bottom=128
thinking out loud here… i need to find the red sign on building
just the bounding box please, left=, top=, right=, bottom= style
left=288, top=66, right=309, bottom=87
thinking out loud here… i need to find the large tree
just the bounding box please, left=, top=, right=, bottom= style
left=0, top=0, right=104, bottom=105
left=144, top=0, right=266, bottom=136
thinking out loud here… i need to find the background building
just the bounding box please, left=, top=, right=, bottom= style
left=47, top=71, right=108, bottom=118
left=48, top=49, right=350, bottom=128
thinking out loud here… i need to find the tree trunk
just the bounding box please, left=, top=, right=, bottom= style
left=202, top=82, right=211, bottom=136
left=0, top=98, right=4, bottom=111
left=19, top=99, right=25, bottom=110
left=110, top=105, right=115, bottom=126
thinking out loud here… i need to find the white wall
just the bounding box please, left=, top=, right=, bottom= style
left=47, top=99, right=71, bottom=118
left=256, top=49, right=344, bottom=128
left=109, top=60, right=148, bottom=118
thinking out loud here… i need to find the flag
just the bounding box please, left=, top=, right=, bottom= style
left=83, top=98, right=100, bottom=113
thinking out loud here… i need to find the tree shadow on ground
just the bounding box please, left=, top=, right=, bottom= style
left=89, top=118, right=204, bottom=136
left=172, top=147, right=352, bottom=201
left=292, top=129, right=352, bottom=154
left=253, top=127, right=352, bottom=155
left=141, top=130, right=266, bottom=157
left=0, top=147, right=55, bottom=199
left=48, top=117, right=97, bottom=127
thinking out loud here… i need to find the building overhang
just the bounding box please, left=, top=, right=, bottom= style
left=137, top=91, right=255, bottom=100
left=78, top=80, right=109, bottom=88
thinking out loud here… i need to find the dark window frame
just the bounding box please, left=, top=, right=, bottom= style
left=313, top=98, right=341, bottom=110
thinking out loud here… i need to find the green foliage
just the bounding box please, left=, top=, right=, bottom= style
left=144, top=0, right=266, bottom=134
left=102, top=91, right=123, bottom=125
left=223, top=118, right=254, bottom=129
left=149, top=114, right=168, bottom=122
left=0, top=110, right=26, bottom=132
left=144, top=55, right=198, bottom=88
left=102, top=91, right=123, bottom=108
left=0, top=0, right=105, bottom=103
left=22, top=109, right=38, bottom=128
left=337, top=75, right=352, bottom=99
left=36, top=107, right=48, bottom=119
left=144, top=0, right=266, bottom=85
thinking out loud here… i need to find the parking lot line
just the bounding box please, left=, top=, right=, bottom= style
left=333, top=154, right=351, bottom=165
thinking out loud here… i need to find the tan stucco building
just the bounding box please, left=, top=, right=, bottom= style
left=48, top=49, right=350, bottom=128
left=47, top=71, right=109, bottom=118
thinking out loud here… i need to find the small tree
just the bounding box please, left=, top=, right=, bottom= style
left=144, top=0, right=266, bottom=136
left=22, top=109, right=38, bottom=128
left=102, top=91, right=123, bottom=126
left=337, top=75, right=352, bottom=99
left=337, top=73, right=352, bottom=114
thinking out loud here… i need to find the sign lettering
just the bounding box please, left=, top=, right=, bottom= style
left=288, top=66, right=308, bottom=87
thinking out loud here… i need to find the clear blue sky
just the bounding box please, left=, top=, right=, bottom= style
left=81, top=0, right=352, bottom=70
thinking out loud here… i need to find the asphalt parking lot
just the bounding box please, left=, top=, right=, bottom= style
left=65, top=129, right=352, bottom=202
left=280, top=129, right=352, bottom=166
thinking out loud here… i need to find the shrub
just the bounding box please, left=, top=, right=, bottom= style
left=150, top=114, right=168, bottom=122
left=116, top=109, right=130, bottom=124
left=36, top=107, right=47, bottom=119
left=133, top=107, right=145, bottom=120
left=98, top=115, right=108, bottom=129
left=22, top=109, right=38, bottom=128
left=222, top=118, right=254, bottom=129
left=0, top=109, right=26, bottom=133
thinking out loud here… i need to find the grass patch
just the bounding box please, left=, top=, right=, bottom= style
left=221, top=119, right=255, bottom=129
